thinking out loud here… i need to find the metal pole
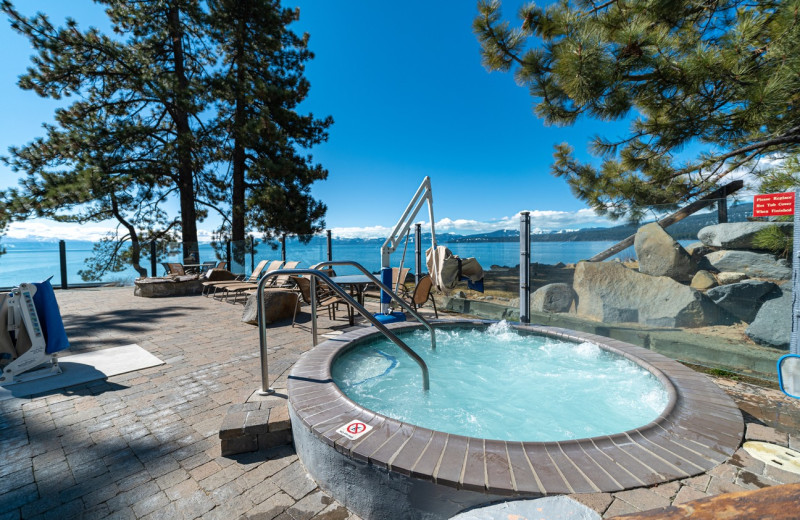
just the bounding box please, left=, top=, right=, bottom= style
left=250, top=239, right=255, bottom=274
left=150, top=240, right=157, bottom=277
left=718, top=197, right=728, bottom=224
left=415, top=223, right=422, bottom=285
left=281, top=234, right=287, bottom=263
left=791, top=188, right=800, bottom=355
left=326, top=230, right=332, bottom=262
left=59, top=240, right=68, bottom=290
left=256, top=276, right=273, bottom=396
left=226, top=241, right=232, bottom=271
left=520, top=212, right=530, bottom=324
left=310, top=275, right=318, bottom=346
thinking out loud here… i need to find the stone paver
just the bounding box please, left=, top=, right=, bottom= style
left=1, top=287, right=799, bottom=519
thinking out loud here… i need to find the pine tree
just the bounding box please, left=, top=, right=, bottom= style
left=474, top=0, right=800, bottom=220
left=1, top=0, right=216, bottom=261
left=207, top=0, right=331, bottom=266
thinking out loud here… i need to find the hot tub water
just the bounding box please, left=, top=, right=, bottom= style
left=332, top=321, right=668, bottom=442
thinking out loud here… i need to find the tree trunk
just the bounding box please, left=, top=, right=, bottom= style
left=168, top=5, right=198, bottom=260
left=231, top=5, right=247, bottom=269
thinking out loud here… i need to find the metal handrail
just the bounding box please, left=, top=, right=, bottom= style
left=255, top=268, right=430, bottom=394
left=312, top=260, right=436, bottom=351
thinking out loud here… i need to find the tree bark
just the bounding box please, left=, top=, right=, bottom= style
left=231, top=4, right=247, bottom=268
left=110, top=194, right=147, bottom=278
left=168, top=5, right=198, bottom=259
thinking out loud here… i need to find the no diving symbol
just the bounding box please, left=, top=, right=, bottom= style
left=346, top=422, right=366, bottom=435
left=337, top=419, right=373, bottom=440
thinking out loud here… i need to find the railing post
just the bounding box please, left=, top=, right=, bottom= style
left=150, top=240, right=157, bottom=277
left=791, top=188, right=800, bottom=356
left=718, top=197, right=728, bottom=223
left=415, top=223, right=422, bottom=284
left=226, top=241, right=232, bottom=271
left=58, top=240, right=68, bottom=290
left=326, top=230, right=332, bottom=262
left=281, top=234, right=287, bottom=262
left=250, top=238, right=255, bottom=274
left=519, top=212, right=530, bottom=324
left=310, top=275, right=318, bottom=345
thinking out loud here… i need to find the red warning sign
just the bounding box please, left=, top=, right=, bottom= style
left=346, top=422, right=367, bottom=435
left=336, top=419, right=373, bottom=440
left=753, top=192, right=795, bottom=217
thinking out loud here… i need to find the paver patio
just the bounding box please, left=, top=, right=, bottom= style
left=1, top=286, right=799, bottom=519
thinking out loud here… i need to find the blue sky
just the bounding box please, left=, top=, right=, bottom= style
left=0, top=1, right=632, bottom=241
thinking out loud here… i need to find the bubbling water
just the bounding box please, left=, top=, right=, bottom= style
left=332, top=322, right=668, bottom=442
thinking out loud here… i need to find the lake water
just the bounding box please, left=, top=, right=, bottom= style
left=0, top=237, right=642, bottom=288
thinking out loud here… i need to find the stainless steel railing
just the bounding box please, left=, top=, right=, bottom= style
left=312, top=260, right=437, bottom=351
left=255, top=268, right=430, bottom=394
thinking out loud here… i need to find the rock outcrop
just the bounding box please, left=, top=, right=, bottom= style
left=634, top=223, right=698, bottom=282
left=746, top=283, right=791, bottom=349
left=531, top=283, right=575, bottom=313
left=134, top=276, right=203, bottom=297
left=706, top=280, right=778, bottom=323
left=698, top=222, right=792, bottom=250
left=704, top=250, right=791, bottom=280
left=573, top=261, right=732, bottom=328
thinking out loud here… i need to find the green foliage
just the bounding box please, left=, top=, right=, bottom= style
left=752, top=223, right=792, bottom=258
left=207, top=0, right=331, bottom=253
left=1, top=0, right=330, bottom=277
left=475, top=0, right=800, bottom=219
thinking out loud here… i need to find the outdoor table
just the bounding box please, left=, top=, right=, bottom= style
left=329, top=274, right=373, bottom=306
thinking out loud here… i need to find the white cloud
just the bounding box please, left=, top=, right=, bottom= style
left=327, top=208, right=615, bottom=239
left=5, top=221, right=117, bottom=241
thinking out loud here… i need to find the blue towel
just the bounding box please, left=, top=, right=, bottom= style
left=32, top=279, right=70, bottom=354
left=461, top=276, right=484, bottom=293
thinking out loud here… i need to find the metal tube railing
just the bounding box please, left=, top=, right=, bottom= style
left=256, top=268, right=430, bottom=394
left=312, top=260, right=437, bottom=351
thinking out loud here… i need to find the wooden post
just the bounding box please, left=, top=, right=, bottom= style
left=588, top=180, right=744, bottom=262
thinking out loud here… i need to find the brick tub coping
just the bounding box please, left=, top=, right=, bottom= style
left=287, top=320, right=744, bottom=495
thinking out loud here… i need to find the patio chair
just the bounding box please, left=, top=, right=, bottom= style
left=403, top=274, right=438, bottom=318
left=202, top=259, right=268, bottom=296
left=166, top=263, right=186, bottom=276
left=290, top=275, right=352, bottom=326
left=363, top=267, right=410, bottom=300
left=213, top=260, right=285, bottom=301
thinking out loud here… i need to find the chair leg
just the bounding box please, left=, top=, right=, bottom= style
left=431, top=295, right=438, bottom=318
left=292, top=297, right=301, bottom=327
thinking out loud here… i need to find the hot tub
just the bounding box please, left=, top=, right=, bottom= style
left=288, top=321, right=743, bottom=519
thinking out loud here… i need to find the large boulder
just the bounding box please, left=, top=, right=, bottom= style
left=704, top=250, right=791, bottom=280
left=746, top=283, right=791, bottom=349
left=531, top=283, right=575, bottom=313
left=698, top=222, right=793, bottom=250
left=573, top=261, right=732, bottom=328
left=241, top=289, right=299, bottom=325
left=706, top=280, right=778, bottom=323
left=634, top=223, right=698, bottom=282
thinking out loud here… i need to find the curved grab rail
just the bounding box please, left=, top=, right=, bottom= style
left=312, top=260, right=436, bottom=351
left=255, top=268, right=430, bottom=393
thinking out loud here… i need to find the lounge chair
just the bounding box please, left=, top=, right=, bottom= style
left=230, top=261, right=301, bottom=303
left=213, top=260, right=285, bottom=301
left=202, top=259, right=268, bottom=296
